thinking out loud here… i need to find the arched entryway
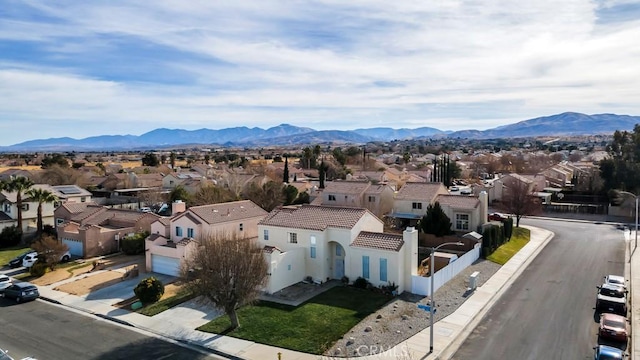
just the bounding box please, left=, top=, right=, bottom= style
left=329, top=241, right=346, bottom=279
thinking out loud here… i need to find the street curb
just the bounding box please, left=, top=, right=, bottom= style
left=437, top=226, right=555, bottom=360
left=37, top=295, right=238, bottom=359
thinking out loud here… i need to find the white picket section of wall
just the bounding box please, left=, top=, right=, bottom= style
left=411, top=243, right=481, bottom=296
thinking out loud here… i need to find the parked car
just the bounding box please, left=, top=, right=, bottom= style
left=460, top=188, right=472, bottom=195
left=0, top=348, right=37, bottom=360
left=22, top=250, right=71, bottom=268
left=488, top=212, right=508, bottom=221
left=0, top=275, right=11, bottom=291
left=596, top=283, right=628, bottom=315
left=449, top=186, right=460, bottom=192
left=604, top=275, right=626, bottom=290
left=7, top=251, right=31, bottom=268
left=0, top=282, right=39, bottom=303
left=599, top=312, right=628, bottom=342
left=593, top=344, right=625, bottom=359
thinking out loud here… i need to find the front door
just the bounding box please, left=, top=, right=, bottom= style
left=334, top=258, right=345, bottom=279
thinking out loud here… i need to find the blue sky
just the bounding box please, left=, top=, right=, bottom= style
left=1, top=0, right=639, bottom=146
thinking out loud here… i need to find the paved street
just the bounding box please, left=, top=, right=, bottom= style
left=453, top=217, right=627, bottom=359
left=0, top=297, right=215, bottom=360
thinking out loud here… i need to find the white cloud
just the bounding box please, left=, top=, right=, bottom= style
left=0, top=0, right=639, bottom=145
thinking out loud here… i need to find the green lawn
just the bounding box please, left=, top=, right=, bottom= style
left=487, top=227, right=531, bottom=265
left=0, top=246, right=32, bottom=267
left=197, top=286, right=392, bottom=354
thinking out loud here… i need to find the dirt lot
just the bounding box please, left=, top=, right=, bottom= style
left=33, top=254, right=146, bottom=292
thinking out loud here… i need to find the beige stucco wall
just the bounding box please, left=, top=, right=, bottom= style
left=264, top=248, right=306, bottom=294
left=145, top=237, right=195, bottom=274
left=258, top=212, right=384, bottom=288
left=394, top=199, right=428, bottom=217
left=348, top=246, right=402, bottom=291
left=171, top=213, right=263, bottom=242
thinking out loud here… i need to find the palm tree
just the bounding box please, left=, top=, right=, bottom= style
left=26, top=187, right=58, bottom=236
left=4, top=176, right=34, bottom=234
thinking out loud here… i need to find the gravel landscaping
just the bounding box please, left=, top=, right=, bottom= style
left=326, top=259, right=501, bottom=357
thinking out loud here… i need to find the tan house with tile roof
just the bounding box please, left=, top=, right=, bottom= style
left=145, top=200, right=268, bottom=276
left=258, top=204, right=419, bottom=294
left=389, top=182, right=449, bottom=226
left=56, top=205, right=160, bottom=258
left=390, top=182, right=489, bottom=232
left=316, top=181, right=395, bottom=218
left=434, top=194, right=487, bottom=233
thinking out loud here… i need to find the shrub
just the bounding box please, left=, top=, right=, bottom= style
left=134, top=277, right=165, bottom=304
left=341, top=276, right=349, bottom=285
left=380, top=282, right=399, bottom=296
left=121, top=231, right=149, bottom=255
left=353, top=277, right=369, bottom=289
left=29, top=262, right=48, bottom=277
left=0, top=225, right=21, bottom=248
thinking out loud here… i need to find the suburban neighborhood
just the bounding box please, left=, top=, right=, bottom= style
left=0, top=129, right=637, bottom=359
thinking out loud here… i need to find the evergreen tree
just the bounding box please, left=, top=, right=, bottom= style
left=419, top=202, right=453, bottom=237
left=283, top=156, right=289, bottom=183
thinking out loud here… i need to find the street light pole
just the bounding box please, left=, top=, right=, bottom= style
left=429, top=241, right=464, bottom=353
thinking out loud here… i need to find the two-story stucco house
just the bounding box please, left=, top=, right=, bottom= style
left=258, top=204, right=419, bottom=295
left=145, top=200, right=268, bottom=276
left=312, top=181, right=395, bottom=218
left=55, top=204, right=160, bottom=258
left=388, top=182, right=450, bottom=227
left=0, top=184, right=92, bottom=233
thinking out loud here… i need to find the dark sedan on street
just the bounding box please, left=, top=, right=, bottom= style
left=0, top=282, right=39, bottom=303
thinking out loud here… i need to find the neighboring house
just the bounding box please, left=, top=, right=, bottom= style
left=145, top=200, right=269, bottom=276
left=315, top=181, right=395, bottom=218
left=258, top=204, right=419, bottom=295
left=162, top=172, right=204, bottom=189
left=433, top=193, right=488, bottom=233
left=388, top=182, right=450, bottom=227
left=56, top=205, right=160, bottom=258
left=501, top=173, right=546, bottom=195
left=0, top=169, right=33, bottom=181
left=0, top=184, right=87, bottom=233
left=50, top=184, right=93, bottom=203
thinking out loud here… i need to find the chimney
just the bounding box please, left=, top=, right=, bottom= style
left=172, top=200, right=186, bottom=215
left=403, top=226, right=418, bottom=294
left=479, top=191, right=488, bottom=225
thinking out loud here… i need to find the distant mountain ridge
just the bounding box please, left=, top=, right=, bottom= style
left=2, top=112, right=638, bottom=151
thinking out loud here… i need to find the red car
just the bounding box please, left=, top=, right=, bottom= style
left=599, top=313, right=628, bottom=342
left=488, top=213, right=508, bottom=221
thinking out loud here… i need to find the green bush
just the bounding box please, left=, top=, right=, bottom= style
left=0, top=226, right=21, bottom=248
left=134, top=277, right=165, bottom=304
left=353, top=277, right=369, bottom=289
left=29, top=262, right=48, bottom=277
left=121, top=231, right=149, bottom=255
left=504, top=217, right=514, bottom=240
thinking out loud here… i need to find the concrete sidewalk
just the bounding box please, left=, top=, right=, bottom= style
left=32, top=225, right=553, bottom=360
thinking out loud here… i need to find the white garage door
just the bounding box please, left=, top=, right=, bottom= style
left=63, top=238, right=83, bottom=257
left=151, top=254, right=180, bottom=276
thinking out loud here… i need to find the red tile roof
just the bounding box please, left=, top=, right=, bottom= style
left=351, top=231, right=404, bottom=252
left=259, top=205, right=371, bottom=231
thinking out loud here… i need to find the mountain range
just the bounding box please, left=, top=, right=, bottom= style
left=2, top=112, right=639, bottom=151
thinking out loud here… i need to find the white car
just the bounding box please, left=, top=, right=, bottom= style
left=604, top=274, right=626, bottom=290
left=22, top=251, right=71, bottom=268
left=0, top=275, right=12, bottom=291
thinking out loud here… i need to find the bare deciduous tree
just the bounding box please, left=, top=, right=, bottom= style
left=181, top=232, right=268, bottom=329
left=499, top=178, right=542, bottom=227
left=32, top=235, right=70, bottom=270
